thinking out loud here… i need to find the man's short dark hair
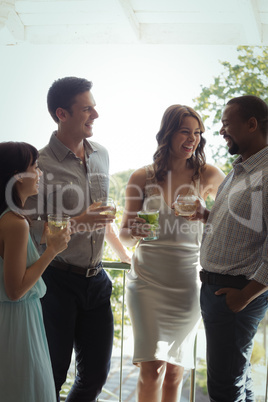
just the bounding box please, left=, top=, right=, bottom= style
left=227, top=95, right=268, bottom=136
left=47, top=77, right=93, bottom=123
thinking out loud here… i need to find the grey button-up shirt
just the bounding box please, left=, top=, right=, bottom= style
left=26, top=132, right=110, bottom=268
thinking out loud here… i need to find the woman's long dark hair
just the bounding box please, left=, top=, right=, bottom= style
left=153, top=105, right=206, bottom=182
left=0, top=142, right=38, bottom=215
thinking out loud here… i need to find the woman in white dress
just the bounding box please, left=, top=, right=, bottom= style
left=119, top=105, right=225, bottom=402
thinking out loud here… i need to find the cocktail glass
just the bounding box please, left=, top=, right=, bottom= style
left=97, top=197, right=116, bottom=216
left=137, top=209, right=160, bottom=241
left=47, top=214, right=70, bottom=234
left=174, top=194, right=199, bottom=216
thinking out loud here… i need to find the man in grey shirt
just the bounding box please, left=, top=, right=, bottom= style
left=26, top=77, right=130, bottom=402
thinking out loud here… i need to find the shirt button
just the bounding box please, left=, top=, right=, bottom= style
left=93, top=240, right=96, bottom=244
left=80, top=161, right=83, bottom=165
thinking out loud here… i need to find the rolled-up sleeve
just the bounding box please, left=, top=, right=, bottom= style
left=250, top=177, right=268, bottom=286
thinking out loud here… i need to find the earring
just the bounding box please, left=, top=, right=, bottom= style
left=16, top=174, right=23, bottom=183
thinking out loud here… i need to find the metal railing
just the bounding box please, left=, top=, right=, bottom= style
left=101, top=262, right=129, bottom=402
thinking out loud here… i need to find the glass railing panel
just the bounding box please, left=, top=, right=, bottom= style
left=251, top=311, right=268, bottom=402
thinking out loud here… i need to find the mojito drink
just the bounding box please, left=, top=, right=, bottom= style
left=137, top=210, right=160, bottom=241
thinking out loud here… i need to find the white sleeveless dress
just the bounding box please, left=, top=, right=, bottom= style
left=126, top=166, right=203, bottom=369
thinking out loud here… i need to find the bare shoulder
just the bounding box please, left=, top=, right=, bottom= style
left=128, top=167, right=147, bottom=187
left=200, top=164, right=225, bottom=199
left=201, top=164, right=225, bottom=182
left=0, top=211, right=29, bottom=238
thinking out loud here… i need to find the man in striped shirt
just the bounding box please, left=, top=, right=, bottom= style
left=197, top=95, right=268, bottom=401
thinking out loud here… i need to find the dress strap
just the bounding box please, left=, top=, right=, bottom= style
left=194, top=177, right=201, bottom=195
left=144, top=165, right=160, bottom=198
left=144, top=164, right=155, bottom=183
left=0, top=208, right=11, bottom=220
left=186, top=177, right=201, bottom=197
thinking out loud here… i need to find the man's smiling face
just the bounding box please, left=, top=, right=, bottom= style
left=220, top=103, right=249, bottom=156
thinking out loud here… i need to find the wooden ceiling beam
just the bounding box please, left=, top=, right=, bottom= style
left=0, top=0, right=24, bottom=44
left=116, top=0, right=140, bottom=39
left=237, top=0, right=262, bottom=44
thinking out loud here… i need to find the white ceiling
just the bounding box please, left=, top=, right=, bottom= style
left=1, top=0, right=268, bottom=46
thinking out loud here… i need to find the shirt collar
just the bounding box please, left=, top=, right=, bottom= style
left=232, top=146, right=268, bottom=173
left=49, top=131, right=98, bottom=162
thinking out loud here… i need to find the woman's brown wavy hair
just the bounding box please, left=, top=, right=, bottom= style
left=153, top=105, right=206, bottom=182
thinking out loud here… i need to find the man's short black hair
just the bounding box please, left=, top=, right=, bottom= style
left=227, top=95, right=268, bottom=136
left=47, top=77, right=93, bottom=123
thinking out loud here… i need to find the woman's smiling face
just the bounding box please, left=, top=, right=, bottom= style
left=170, top=116, right=201, bottom=160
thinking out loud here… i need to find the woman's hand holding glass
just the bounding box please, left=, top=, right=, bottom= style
left=130, top=217, right=152, bottom=240
left=45, top=223, right=71, bottom=255
left=172, top=195, right=208, bottom=223
left=187, top=198, right=209, bottom=223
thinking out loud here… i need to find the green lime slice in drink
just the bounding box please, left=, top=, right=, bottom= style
left=138, top=211, right=159, bottom=225
left=137, top=210, right=160, bottom=241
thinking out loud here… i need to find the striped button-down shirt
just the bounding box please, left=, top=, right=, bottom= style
left=201, top=146, right=268, bottom=286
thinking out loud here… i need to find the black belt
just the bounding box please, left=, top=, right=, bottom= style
left=200, top=269, right=250, bottom=289
left=50, top=260, right=103, bottom=278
